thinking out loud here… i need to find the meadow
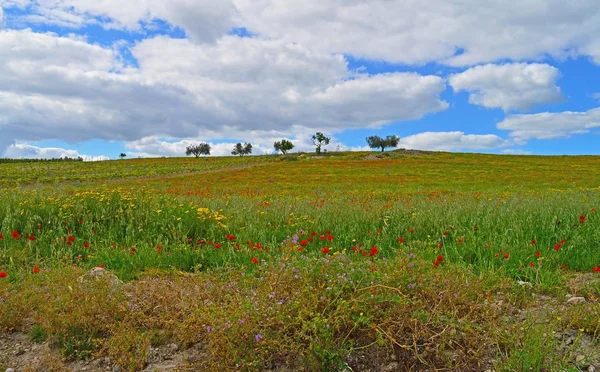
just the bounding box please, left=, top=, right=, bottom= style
left=1, top=151, right=599, bottom=371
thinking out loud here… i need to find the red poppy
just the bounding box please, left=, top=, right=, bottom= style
left=504, top=254, right=510, bottom=259
left=369, top=246, right=378, bottom=257
left=580, top=215, right=586, bottom=224
left=226, top=234, right=235, bottom=241
left=562, top=264, right=567, bottom=270
left=594, top=266, right=600, bottom=273
left=554, top=244, right=562, bottom=252
left=319, top=235, right=325, bottom=240
left=156, top=245, right=163, bottom=254
left=0, top=233, right=3, bottom=239
left=437, top=243, right=443, bottom=249
left=327, top=235, right=334, bottom=242
left=397, top=237, right=405, bottom=243
left=12, top=231, right=20, bottom=239
left=443, top=231, right=448, bottom=236
left=251, top=257, right=259, bottom=264
left=32, top=267, right=40, bottom=274
left=0, top=272, right=7, bottom=278
left=494, top=253, right=499, bottom=258
left=129, top=247, right=136, bottom=255
left=529, top=262, right=535, bottom=267
left=321, top=247, right=330, bottom=254
left=531, top=239, right=537, bottom=246
left=433, top=260, right=440, bottom=268
left=311, top=231, right=317, bottom=236
left=300, top=240, right=308, bottom=246
left=535, top=251, right=541, bottom=257
left=308, top=237, right=313, bottom=242
left=560, top=239, right=566, bottom=243
left=84, top=242, right=90, bottom=248
left=214, top=243, right=222, bottom=249
left=437, top=255, right=444, bottom=262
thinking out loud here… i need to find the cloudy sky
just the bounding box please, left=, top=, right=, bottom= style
left=1, top=0, right=600, bottom=160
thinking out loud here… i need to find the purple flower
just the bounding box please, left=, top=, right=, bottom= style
left=255, top=333, right=263, bottom=342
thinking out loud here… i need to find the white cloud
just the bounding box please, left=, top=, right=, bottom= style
left=0, top=30, right=448, bottom=154
left=4, top=143, right=109, bottom=161
left=397, top=131, right=510, bottom=151
left=4, top=0, right=238, bottom=42
left=4, top=1, right=600, bottom=65
left=234, top=0, right=600, bottom=66
left=449, top=63, right=562, bottom=111
left=497, top=108, right=600, bottom=144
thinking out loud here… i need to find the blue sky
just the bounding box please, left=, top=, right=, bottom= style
left=1, top=1, right=600, bottom=159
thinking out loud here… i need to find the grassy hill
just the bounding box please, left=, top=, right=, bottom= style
left=1, top=152, right=599, bottom=370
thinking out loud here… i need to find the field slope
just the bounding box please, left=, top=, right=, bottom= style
left=1, top=152, right=599, bottom=371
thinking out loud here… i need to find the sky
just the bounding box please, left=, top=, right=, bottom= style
left=1, top=1, right=600, bottom=160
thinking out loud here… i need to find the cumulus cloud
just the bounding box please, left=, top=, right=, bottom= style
left=497, top=108, right=600, bottom=144
left=3, top=0, right=238, bottom=42
left=0, top=29, right=448, bottom=155
left=4, top=1, right=600, bottom=65
left=396, top=132, right=510, bottom=152
left=235, top=0, right=600, bottom=66
left=4, top=143, right=109, bottom=161
left=449, top=63, right=563, bottom=111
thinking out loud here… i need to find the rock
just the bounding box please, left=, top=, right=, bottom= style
left=168, top=343, right=179, bottom=352
left=587, top=365, right=596, bottom=372
left=517, top=280, right=533, bottom=288
left=6, top=368, right=15, bottom=372
left=381, top=362, right=398, bottom=372
left=78, top=267, right=121, bottom=286
left=567, top=297, right=587, bottom=305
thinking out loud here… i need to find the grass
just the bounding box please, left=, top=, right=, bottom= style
left=1, top=151, right=599, bottom=370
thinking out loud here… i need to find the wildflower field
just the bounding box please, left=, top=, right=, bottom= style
left=1, top=151, right=600, bottom=371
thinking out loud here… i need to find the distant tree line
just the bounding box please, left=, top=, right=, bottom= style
left=184, top=132, right=400, bottom=158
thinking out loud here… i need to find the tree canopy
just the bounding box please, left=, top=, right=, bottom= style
left=311, top=132, right=330, bottom=154
left=232, top=142, right=253, bottom=156
left=366, top=135, right=400, bottom=152
left=274, top=139, right=295, bottom=154
left=186, top=143, right=211, bottom=157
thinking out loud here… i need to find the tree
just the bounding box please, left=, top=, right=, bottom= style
left=274, top=139, right=295, bottom=154
left=231, top=142, right=253, bottom=156
left=186, top=143, right=211, bottom=158
left=311, top=132, right=330, bottom=154
left=119, top=153, right=127, bottom=159
left=366, top=135, right=400, bottom=152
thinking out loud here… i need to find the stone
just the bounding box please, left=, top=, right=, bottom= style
left=78, top=267, right=121, bottom=286
left=567, top=297, right=587, bottom=305
left=381, top=362, right=399, bottom=372
left=6, top=368, right=15, bottom=372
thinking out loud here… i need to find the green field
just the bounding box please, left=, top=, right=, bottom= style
left=1, top=152, right=600, bottom=371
